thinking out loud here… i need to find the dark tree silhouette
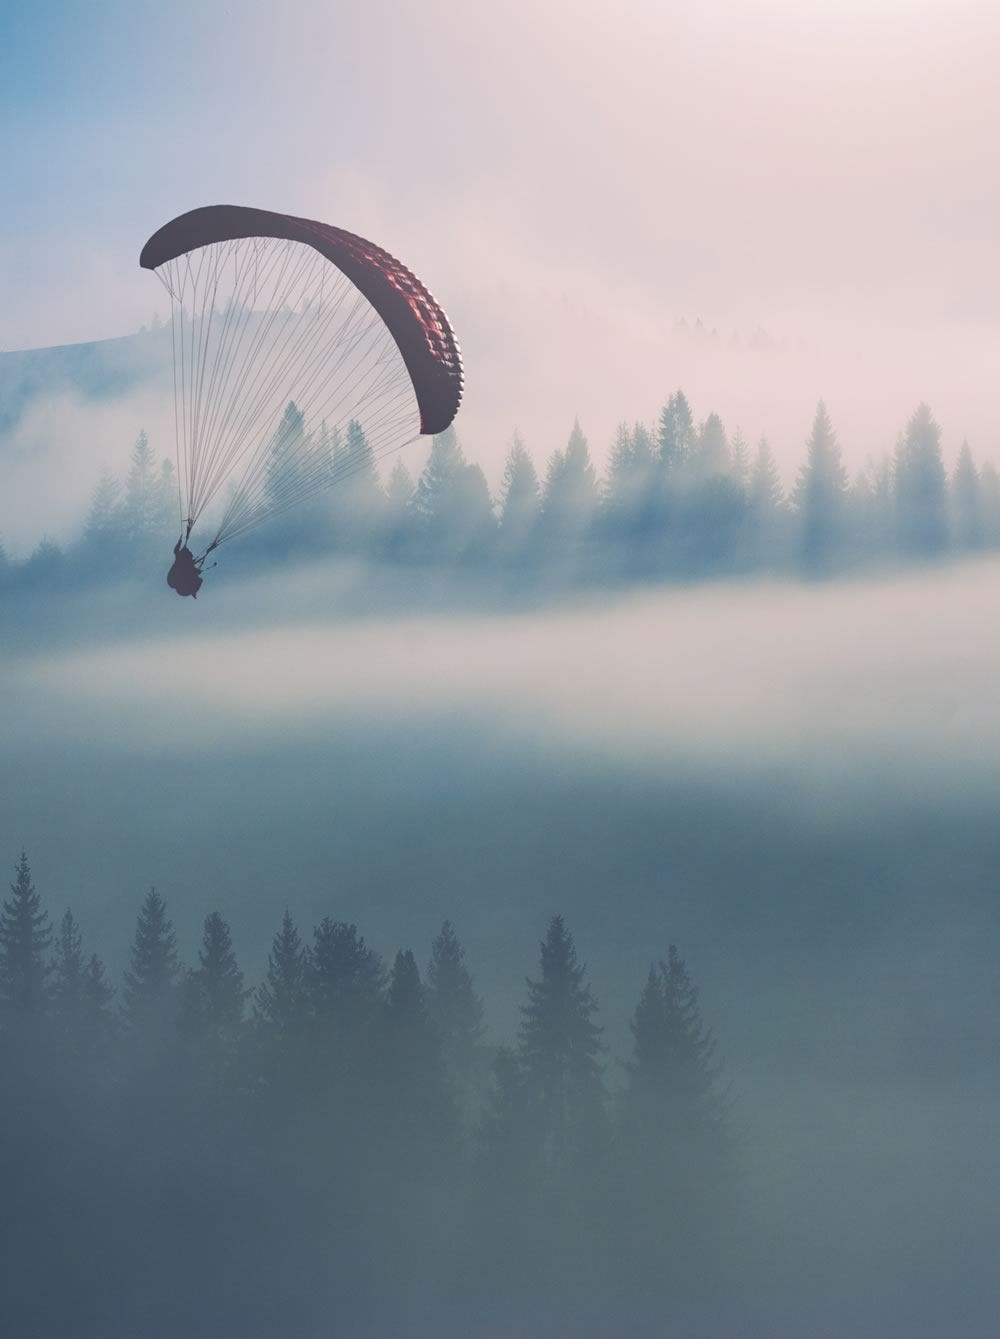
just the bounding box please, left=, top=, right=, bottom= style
left=122, top=887, right=179, bottom=1033
left=0, top=852, right=52, bottom=1025
left=427, top=919, right=487, bottom=1120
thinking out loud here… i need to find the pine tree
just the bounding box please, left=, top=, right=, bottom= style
left=265, top=402, right=307, bottom=508
left=793, top=400, right=849, bottom=572
left=499, top=434, right=540, bottom=546
left=412, top=425, right=466, bottom=526
left=749, top=436, right=783, bottom=515
left=51, top=909, right=85, bottom=1022
left=83, top=471, right=123, bottom=550
left=730, top=428, right=751, bottom=489
left=692, top=413, right=730, bottom=479
left=308, top=918, right=384, bottom=1051
left=657, top=390, right=694, bottom=474
left=617, top=948, right=733, bottom=1275
left=979, top=462, right=1000, bottom=545
left=412, top=427, right=494, bottom=554
left=181, top=912, right=244, bottom=1040
left=517, top=915, right=605, bottom=1187
left=427, top=920, right=486, bottom=1118
left=386, top=459, right=414, bottom=511
left=52, top=911, right=114, bottom=1053
left=330, top=420, right=383, bottom=538
left=152, top=458, right=178, bottom=541
left=255, top=909, right=307, bottom=1036
left=952, top=441, right=982, bottom=550
left=81, top=954, right=114, bottom=1031
left=122, top=888, right=179, bottom=1032
left=540, top=420, right=598, bottom=543
left=123, top=430, right=157, bottom=545
left=0, top=852, right=52, bottom=1025
left=894, top=403, right=948, bottom=555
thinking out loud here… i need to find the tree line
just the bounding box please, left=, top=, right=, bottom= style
left=3, top=389, right=989, bottom=592
left=0, top=852, right=734, bottom=1335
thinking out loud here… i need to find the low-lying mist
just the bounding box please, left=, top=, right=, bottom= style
left=3, top=561, right=1000, bottom=1332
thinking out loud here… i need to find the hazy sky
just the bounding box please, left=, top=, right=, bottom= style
left=3, top=0, right=1000, bottom=474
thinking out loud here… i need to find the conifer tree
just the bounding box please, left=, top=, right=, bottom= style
left=386, top=459, right=415, bottom=512
left=952, top=441, right=982, bottom=550
left=255, top=909, right=307, bottom=1036
left=657, top=390, right=694, bottom=473
left=152, top=458, right=178, bottom=540
left=308, top=918, right=384, bottom=1063
left=692, top=413, right=730, bottom=479
left=81, top=954, right=115, bottom=1031
left=427, top=920, right=486, bottom=1115
left=517, top=915, right=605, bottom=1186
left=265, top=402, right=307, bottom=507
left=182, top=911, right=244, bottom=1040
left=123, top=430, right=157, bottom=545
left=894, top=403, right=948, bottom=555
left=793, top=400, right=849, bottom=571
left=0, top=852, right=52, bottom=1025
left=499, top=434, right=541, bottom=545
left=730, top=428, right=751, bottom=489
left=540, top=421, right=598, bottom=541
left=122, top=887, right=179, bottom=1032
left=84, top=471, right=123, bottom=550
left=749, top=436, right=783, bottom=516
left=51, top=909, right=85, bottom=1022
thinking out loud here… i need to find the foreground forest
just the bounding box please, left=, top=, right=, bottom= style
left=0, top=389, right=994, bottom=595
left=0, top=854, right=734, bottom=1336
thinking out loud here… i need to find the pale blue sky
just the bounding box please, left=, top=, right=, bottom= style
left=3, top=0, right=1000, bottom=473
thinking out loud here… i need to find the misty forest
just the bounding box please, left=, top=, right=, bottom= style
left=2, top=857, right=733, bottom=1335
left=0, top=387, right=994, bottom=598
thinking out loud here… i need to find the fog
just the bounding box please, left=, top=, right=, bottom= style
left=3, top=563, right=1000, bottom=1331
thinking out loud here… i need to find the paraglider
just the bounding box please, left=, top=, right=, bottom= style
left=140, top=205, right=463, bottom=597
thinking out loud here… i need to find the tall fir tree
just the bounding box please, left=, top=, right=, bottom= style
left=894, top=403, right=948, bottom=555
left=427, top=920, right=487, bottom=1119
left=123, top=430, right=157, bottom=546
left=0, top=852, right=52, bottom=1025
left=952, top=440, right=981, bottom=550
left=122, top=888, right=179, bottom=1033
left=181, top=911, right=245, bottom=1042
left=255, top=909, right=308, bottom=1036
left=793, top=400, right=849, bottom=572
left=657, top=390, right=695, bottom=474
left=498, top=434, right=541, bottom=547
left=517, top=915, right=606, bottom=1188
left=540, top=420, right=598, bottom=543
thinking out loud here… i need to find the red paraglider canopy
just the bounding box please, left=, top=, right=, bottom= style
left=140, top=204, right=463, bottom=436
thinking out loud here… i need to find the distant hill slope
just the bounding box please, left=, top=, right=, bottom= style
left=0, top=327, right=170, bottom=437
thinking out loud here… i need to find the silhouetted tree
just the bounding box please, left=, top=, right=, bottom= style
left=181, top=911, right=245, bottom=1042
left=255, top=909, right=308, bottom=1037
left=517, top=915, right=606, bottom=1191
left=122, top=887, right=179, bottom=1034
left=0, top=852, right=51, bottom=1026
left=427, top=920, right=487, bottom=1121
